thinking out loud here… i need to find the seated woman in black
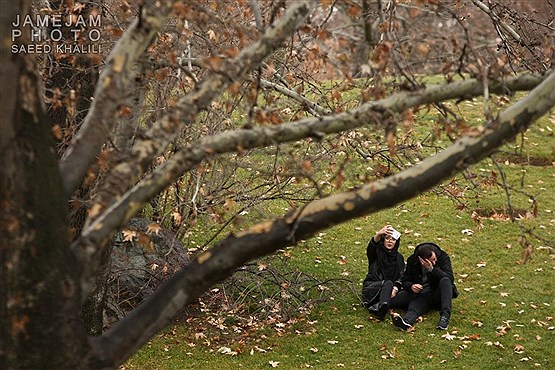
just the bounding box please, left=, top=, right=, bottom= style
left=361, top=225, right=405, bottom=319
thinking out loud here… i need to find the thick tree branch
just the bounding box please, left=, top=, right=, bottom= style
left=59, top=0, right=174, bottom=195
left=89, top=1, right=317, bottom=213
left=90, top=71, right=555, bottom=369
left=73, top=0, right=317, bottom=298
left=80, top=72, right=546, bottom=251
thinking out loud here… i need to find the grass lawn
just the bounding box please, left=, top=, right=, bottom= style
left=123, top=92, right=554, bottom=369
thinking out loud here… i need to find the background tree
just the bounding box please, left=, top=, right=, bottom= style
left=1, top=0, right=554, bottom=369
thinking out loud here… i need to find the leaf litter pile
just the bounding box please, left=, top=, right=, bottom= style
left=151, top=254, right=353, bottom=357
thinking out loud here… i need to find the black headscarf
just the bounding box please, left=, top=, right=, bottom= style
left=375, top=237, right=402, bottom=280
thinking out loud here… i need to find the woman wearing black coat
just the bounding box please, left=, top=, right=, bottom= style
left=361, top=225, right=405, bottom=319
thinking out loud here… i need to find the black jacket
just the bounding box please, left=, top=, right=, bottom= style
left=402, top=242, right=458, bottom=297
left=362, top=237, right=405, bottom=305
left=363, top=237, right=404, bottom=287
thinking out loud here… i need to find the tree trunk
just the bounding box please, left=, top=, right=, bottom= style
left=80, top=246, right=112, bottom=336
left=1, top=3, right=88, bottom=368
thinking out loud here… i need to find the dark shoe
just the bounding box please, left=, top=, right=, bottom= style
left=437, top=316, right=450, bottom=330
left=377, top=302, right=389, bottom=319
left=392, top=314, right=412, bottom=331
left=364, top=302, right=379, bottom=313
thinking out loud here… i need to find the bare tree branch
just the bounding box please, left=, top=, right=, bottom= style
left=100, top=0, right=316, bottom=203
left=471, top=0, right=523, bottom=44
left=72, top=0, right=318, bottom=296
left=79, top=72, right=546, bottom=251
left=258, top=77, right=332, bottom=116
left=59, top=0, right=174, bottom=194
left=249, top=0, right=264, bottom=31
left=6, top=1, right=555, bottom=369
left=90, top=71, right=555, bottom=369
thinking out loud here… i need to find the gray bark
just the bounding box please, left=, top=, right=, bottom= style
left=59, top=0, right=175, bottom=194
left=78, top=72, right=547, bottom=255
left=91, top=70, right=555, bottom=369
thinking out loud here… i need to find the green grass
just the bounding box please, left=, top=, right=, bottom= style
left=124, top=188, right=554, bottom=369
left=123, top=90, right=554, bottom=369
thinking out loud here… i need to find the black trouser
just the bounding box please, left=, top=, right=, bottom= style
left=390, top=277, right=453, bottom=325
left=362, top=280, right=395, bottom=308
left=379, top=280, right=394, bottom=305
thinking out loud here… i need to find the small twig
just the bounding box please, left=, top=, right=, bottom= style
left=490, top=155, right=515, bottom=221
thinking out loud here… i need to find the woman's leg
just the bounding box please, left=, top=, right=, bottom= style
left=374, top=280, right=394, bottom=318
left=379, top=280, right=394, bottom=305
left=361, top=281, right=382, bottom=307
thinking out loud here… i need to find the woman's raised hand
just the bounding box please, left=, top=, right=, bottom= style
left=374, top=225, right=393, bottom=242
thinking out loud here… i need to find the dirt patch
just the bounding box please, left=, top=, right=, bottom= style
left=472, top=207, right=533, bottom=220
left=494, top=153, right=554, bottom=167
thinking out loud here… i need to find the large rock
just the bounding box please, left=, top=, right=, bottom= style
left=105, top=218, right=189, bottom=327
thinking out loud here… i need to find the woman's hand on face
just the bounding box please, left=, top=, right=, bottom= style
left=374, top=225, right=392, bottom=242
left=411, top=284, right=423, bottom=293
